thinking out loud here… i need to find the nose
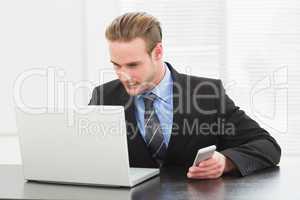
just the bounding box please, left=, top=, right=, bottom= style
left=116, top=68, right=132, bottom=82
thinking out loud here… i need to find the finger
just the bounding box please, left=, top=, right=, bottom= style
left=188, top=166, right=200, bottom=173
left=189, top=163, right=219, bottom=173
left=189, top=165, right=222, bottom=177
left=197, top=157, right=217, bottom=168
left=187, top=167, right=222, bottom=179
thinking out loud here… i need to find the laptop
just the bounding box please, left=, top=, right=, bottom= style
left=16, top=106, right=159, bottom=187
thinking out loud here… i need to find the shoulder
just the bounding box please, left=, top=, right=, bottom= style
left=176, top=72, right=223, bottom=94
left=90, top=79, right=125, bottom=105
left=93, top=79, right=123, bottom=94
left=167, top=62, right=222, bottom=89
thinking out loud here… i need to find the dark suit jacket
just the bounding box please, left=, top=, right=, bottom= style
left=89, top=62, right=281, bottom=176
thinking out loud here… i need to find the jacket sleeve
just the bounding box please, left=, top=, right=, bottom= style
left=89, top=85, right=107, bottom=105
left=216, top=80, right=281, bottom=176
left=88, top=87, right=99, bottom=105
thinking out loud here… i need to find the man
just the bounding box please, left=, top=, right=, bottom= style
left=89, top=12, right=281, bottom=179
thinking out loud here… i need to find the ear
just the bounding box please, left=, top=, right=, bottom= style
left=152, top=42, right=163, bottom=60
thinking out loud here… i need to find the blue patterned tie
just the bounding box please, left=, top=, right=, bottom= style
left=143, top=93, right=167, bottom=167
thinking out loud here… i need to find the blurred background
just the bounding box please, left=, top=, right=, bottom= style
left=0, top=0, right=299, bottom=164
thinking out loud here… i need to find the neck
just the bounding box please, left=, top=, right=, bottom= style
left=152, top=61, right=166, bottom=87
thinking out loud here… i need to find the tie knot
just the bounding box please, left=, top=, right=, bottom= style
left=143, top=93, right=157, bottom=110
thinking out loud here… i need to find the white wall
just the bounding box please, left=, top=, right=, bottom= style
left=0, top=0, right=118, bottom=163
left=85, top=0, right=119, bottom=85
left=225, top=0, right=300, bottom=154
left=0, top=0, right=84, bottom=134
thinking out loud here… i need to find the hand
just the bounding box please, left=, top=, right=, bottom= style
left=187, top=151, right=235, bottom=179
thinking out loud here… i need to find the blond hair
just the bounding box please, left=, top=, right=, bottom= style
left=105, top=12, right=162, bottom=54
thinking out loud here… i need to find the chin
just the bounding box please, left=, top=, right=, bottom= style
left=125, top=87, right=143, bottom=96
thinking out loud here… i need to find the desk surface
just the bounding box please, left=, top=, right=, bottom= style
left=1, top=156, right=299, bottom=200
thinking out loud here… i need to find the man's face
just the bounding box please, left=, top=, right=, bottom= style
left=108, top=38, right=162, bottom=96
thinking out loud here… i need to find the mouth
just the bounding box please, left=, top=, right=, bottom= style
left=127, top=83, right=139, bottom=88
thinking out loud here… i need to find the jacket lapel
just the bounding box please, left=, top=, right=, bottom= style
left=164, top=62, right=191, bottom=165
left=118, top=87, right=157, bottom=167
left=117, top=63, right=192, bottom=167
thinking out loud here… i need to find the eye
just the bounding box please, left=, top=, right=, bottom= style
left=127, top=63, right=139, bottom=68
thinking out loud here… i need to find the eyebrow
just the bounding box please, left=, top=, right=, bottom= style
left=110, top=60, right=142, bottom=67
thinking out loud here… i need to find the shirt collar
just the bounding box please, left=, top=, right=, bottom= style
left=136, top=63, right=173, bottom=103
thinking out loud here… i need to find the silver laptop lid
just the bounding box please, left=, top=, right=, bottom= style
left=16, top=106, right=132, bottom=186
